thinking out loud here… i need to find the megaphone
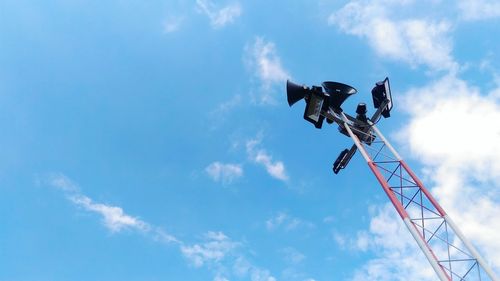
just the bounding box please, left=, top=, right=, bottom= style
left=321, top=81, right=357, bottom=110
left=286, top=80, right=310, bottom=106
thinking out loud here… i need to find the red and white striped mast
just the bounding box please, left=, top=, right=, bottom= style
left=286, top=78, right=499, bottom=281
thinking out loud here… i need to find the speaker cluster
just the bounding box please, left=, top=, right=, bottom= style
left=286, top=80, right=357, bottom=128
left=286, top=77, right=393, bottom=174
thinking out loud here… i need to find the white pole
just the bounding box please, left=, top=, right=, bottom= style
left=340, top=112, right=450, bottom=280
left=339, top=112, right=370, bottom=162
left=371, top=121, right=498, bottom=280
left=370, top=123, right=402, bottom=160
left=444, top=215, right=499, bottom=281
left=403, top=217, right=451, bottom=281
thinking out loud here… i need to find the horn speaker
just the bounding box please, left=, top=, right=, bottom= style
left=286, top=80, right=309, bottom=106
left=321, top=81, right=357, bottom=109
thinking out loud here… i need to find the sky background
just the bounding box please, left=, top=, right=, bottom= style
left=1, top=0, right=500, bottom=280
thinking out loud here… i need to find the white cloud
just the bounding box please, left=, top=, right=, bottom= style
left=328, top=3, right=500, bottom=275
left=181, top=231, right=239, bottom=267
left=350, top=205, right=436, bottom=281
left=153, top=228, right=180, bottom=244
left=45, top=174, right=276, bottom=280
left=328, top=0, right=457, bottom=71
left=265, top=212, right=314, bottom=232
left=163, top=17, right=183, bottom=33
left=332, top=230, right=369, bottom=252
left=45, top=174, right=178, bottom=241
left=182, top=233, right=278, bottom=281
left=249, top=38, right=289, bottom=85
left=351, top=75, right=500, bottom=279
left=70, top=194, right=150, bottom=233
left=45, top=174, right=151, bottom=233
left=246, top=136, right=289, bottom=181
left=266, top=212, right=287, bottom=230
left=281, top=247, right=306, bottom=264
left=208, top=94, right=243, bottom=131
left=205, top=161, right=243, bottom=184
left=245, top=37, right=290, bottom=103
left=400, top=75, right=500, bottom=179
left=233, top=257, right=277, bottom=281
left=45, top=173, right=79, bottom=192
left=211, top=94, right=242, bottom=116
left=332, top=232, right=347, bottom=249
left=398, top=74, right=500, bottom=267
left=213, top=275, right=229, bottom=281
left=250, top=269, right=277, bottom=281
left=254, top=151, right=288, bottom=181
left=323, top=216, right=335, bottom=224
left=196, top=0, right=242, bottom=29
left=458, top=0, right=500, bottom=21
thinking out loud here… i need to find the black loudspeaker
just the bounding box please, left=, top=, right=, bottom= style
left=286, top=80, right=310, bottom=106
left=321, top=81, right=357, bottom=109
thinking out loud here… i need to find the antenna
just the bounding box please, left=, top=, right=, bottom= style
left=286, top=77, right=499, bottom=281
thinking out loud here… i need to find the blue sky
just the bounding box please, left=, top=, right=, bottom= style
left=1, top=1, right=500, bottom=280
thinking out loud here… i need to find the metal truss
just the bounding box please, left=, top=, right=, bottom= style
left=339, top=113, right=499, bottom=281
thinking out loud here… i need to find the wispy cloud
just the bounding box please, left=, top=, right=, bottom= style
left=458, top=0, right=500, bottom=21
left=44, top=174, right=178, bottom=241
left=248, top=37, right=289, bottom=85
left=328, top=0, right=458, bottom=72
left=70, top=194, right=150, bottom=233
left=211, top=94, right=242, bottom=116
left=265, top=212, right=314, bottom=232
left=246, top=135, right=289, bottom=182
left=245, top=37, right=290, bottom=104
left=45, top=173, right=276, bottom=280
left=281, top=247, right=306, bottom=265
left=45, top=173, right=79, bottom=192
left=254, top=152, right=287, bottom=181
left=163, top=16, right=183, bottom=33
left=279, top=248, right=313, bottom=281
left=181, top=232, right=278, bottom=281
left=205, top=161, right=243, bottom=184
left=349, top=205, right=436, bottom=281
left=332, top=230, right=370, bottom=252
left=196, top=0, right=242, bottom=29
left=45, top=172, right=153, bottom=234
left=181, top=231, right=239, bottom=267
left=265, top=212, right=288, bottom=230
left=208, top=94, right=243, bottom=131
left=233, top=257, right=277, bottom=281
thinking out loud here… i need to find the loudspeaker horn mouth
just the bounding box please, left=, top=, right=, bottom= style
left=286, top=80, right=308, bottom=107
left=321, top=81, right=357, bottom=109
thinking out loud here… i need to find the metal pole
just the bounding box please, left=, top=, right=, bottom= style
left=370, top=123, right=499, bottom=281
left=445, top=215, right=499, bottom=281
left=339, top=112, right=450, bottom=281
left=369, top=123, right=402, bottom=160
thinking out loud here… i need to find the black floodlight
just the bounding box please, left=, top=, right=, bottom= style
left=371, top=77, right=393, bottom=118
left=333, top=146, right=356, bottom=174
left=303, top=86, right=328, bottom=129
left=322, top=81, right=357, bottom=110
left=287, top=80, right=330, bottom=129
left=333, top=149, right=349, bottom=174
